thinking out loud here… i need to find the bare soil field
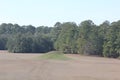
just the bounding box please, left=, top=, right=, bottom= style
left=0, top=51, right=120, bottom=80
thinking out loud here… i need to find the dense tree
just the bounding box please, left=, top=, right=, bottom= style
left=50, top=22, right=62, bottom=42
left=0, top=35, right=8, bottom=50
left=77, top=20, right=99, bottom=55
left=24, top=25, right=36, bottom=34
left=32, top=34, right=53, bottom=53
left=7, top=34, right=33, bottom=53
left=0, top=20, right=120, bottom=58
left=97, top=21, right=111, bottom=56
left=54, top=22, right=78, bottom=53
left=103, top=21, right=120, bottom=58
left=36, top=26, right=52, bottom=34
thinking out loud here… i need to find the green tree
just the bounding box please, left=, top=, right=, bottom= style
left=7, top=34, right=33, bottom=53
left=103, top=20, right=120, bottom=58
left=55, top=22, right=78, bottom=53
left=32, top=34, right=53, bottom=53
left=0, top=35, right=8, bottom=50
left=77, top=20, right=100, bottom=55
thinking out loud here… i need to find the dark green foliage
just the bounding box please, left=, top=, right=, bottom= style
left=7, top=34, right=33, bottom=53
left=77, top=20, right=101, bottom=55
left=0, top=35, right=8, bottom=50
left=1, top=24, right=53, bottom=53
left=50, top=22, right=62, bottom=42
left=32, top=35, right=53, bottom=53
left=36, top=26, right=52, bottom=34
left=54, top=22, right=78, bottom=54
left=7, top=34, right=53, bottom=53
left=0, top=20, right=120, bottom=58
left=103, top=21, right=120, bottom=58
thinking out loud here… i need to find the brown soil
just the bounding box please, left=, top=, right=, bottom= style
left=0, top=51, right=120, bottom=80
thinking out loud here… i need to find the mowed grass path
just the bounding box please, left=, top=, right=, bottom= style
left=37, top=51, right=71, bottom=60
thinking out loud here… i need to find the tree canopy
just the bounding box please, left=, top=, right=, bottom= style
left=0, top=20, right=120, bottom=58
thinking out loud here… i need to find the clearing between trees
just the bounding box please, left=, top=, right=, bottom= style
left=0, top=50, right=120, bottom=80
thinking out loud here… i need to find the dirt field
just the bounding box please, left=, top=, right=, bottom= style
left=0, top=51, right=120, bottom=80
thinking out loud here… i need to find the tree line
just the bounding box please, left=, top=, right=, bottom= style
left=0, top=20, right=120, bottom=58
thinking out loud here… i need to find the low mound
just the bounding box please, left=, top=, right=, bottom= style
left=38, top=51, right=71, bottom=60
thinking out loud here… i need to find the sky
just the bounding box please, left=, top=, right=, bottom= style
left=0, top=0, right=120, bottom=27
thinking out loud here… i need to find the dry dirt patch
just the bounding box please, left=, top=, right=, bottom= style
left=0, top=51, right=120, bottom=80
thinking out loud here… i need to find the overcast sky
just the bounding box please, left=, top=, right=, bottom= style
left=0, top=0, right=120, bottom=27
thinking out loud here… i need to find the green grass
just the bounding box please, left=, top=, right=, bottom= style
left=37, top=51, right=71, bottom=60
